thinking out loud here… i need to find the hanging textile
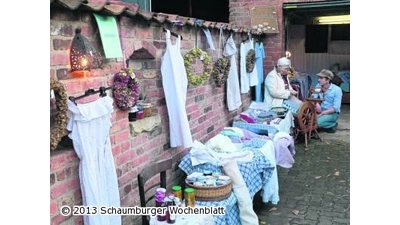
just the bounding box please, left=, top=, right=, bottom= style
left=255, top=41, right=266, bottom=102
left=224, top=34, right=242, bottom=111
left=161, top=29, right=193, bottom=148
left=240, top=36, right=259, bottom=93
left=202, top=28, right=216, bottom=50
left=67, top=96, right=121, bottom=225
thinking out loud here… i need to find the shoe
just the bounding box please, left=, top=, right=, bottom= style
left=326, top=123, right=338, bottom=133
left=310, top=132, right=320, bottom=139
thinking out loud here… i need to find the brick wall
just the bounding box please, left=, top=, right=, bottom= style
left=229, top=0, right=324, bottom=75
left=50, top=7, right=252, bottom=225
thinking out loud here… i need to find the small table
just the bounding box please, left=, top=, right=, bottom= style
left=149, top=213, right=215, bottom=225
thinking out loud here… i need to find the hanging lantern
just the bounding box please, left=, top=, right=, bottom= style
left=69, top=27, right=103, bottom=72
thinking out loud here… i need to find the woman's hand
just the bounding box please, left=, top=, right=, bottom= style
left=290, top=89, right=298, bottom=96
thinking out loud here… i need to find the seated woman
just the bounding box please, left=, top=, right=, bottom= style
left=264, top=56, right=302, bottom=114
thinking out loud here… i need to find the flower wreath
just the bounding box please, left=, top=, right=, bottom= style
left=184, top=48, right=213, bottom=86
left=113, top=68, right=141, bottom=111
left=211, top=57, right=231, bottom=87
left=246, top=49, right=256, bottom=73
left=50, top=78, right=68, bottom=151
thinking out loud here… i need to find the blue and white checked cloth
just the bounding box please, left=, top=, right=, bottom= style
left=178, top=143, right=275, bottom=225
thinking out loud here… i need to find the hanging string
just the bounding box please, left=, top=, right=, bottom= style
left=193, top=19, right=204, bottom=49
left=219, top=25, right=225, bottom=58
left=194, top=22, right=198, bottom=49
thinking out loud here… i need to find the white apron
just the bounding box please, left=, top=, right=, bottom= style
left=223, top=35, right=242, bottom=111
left=67, top=96, right=121, bottom=225
left=161, top=29, right=193, bottom=148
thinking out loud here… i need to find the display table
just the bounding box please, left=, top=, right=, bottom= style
left=179, top=149, right=274, bottom=200
left=149, top=212, right=215, bottom=225
left=149, top=193, right=237, bottom=225
left=232, top=102, right=295, bottom=135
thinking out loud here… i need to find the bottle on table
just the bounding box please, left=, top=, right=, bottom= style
left=166, top=194, right=176, bottom=224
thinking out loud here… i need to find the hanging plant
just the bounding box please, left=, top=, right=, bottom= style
left=184, top=48, right=213, bottom=86
left=50, top=77, right=68, bottom=151
left=246, top=49, right=256, bottom=73
left=113, top=68, right=141, bottom=111
left=211, top=57, right=231, bottom=87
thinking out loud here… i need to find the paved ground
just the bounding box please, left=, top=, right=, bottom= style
left=254, top=104, right=350, bottom=225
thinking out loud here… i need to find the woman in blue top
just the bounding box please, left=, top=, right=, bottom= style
left=314, top=69, right=343, bottom=133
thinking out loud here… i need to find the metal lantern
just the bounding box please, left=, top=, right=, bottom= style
left=70, top=27, right=103, bottom=71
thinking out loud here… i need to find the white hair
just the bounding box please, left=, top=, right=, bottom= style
left=277, top=57, right=291, bottom=67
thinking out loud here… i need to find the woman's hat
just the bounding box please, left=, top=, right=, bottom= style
left=317, top=69, right=334, bottom=80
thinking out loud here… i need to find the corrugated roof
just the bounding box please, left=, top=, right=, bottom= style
left=50, top=0, right=258, bottom=34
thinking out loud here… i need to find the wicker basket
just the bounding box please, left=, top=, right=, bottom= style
left=185, top=180, right=232, bottom=201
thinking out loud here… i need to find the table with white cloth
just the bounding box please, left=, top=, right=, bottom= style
left=178, top=142, right=275, bottom=225
left=149, top=212, right=215, bottom=225
left=149, top=193, right=237, bottom=225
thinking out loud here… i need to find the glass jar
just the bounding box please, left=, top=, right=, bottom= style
left=155, top=188, right=166, bottom=221
left=165, top=194, right=176, bottom=224
left=172, top=186, right=182, bottom=202
left=143, top=103, right=152, bottom=117
left=184, top=188, right=195, bottom=207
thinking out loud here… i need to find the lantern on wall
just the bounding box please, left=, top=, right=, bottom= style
left=69, top=27, right=103, bottom=72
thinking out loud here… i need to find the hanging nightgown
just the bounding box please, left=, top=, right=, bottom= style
left=224, top=34, right=242, bottom=111
left=67, top=96, right=121, bottom=225
left=240, top=38, right=259, bottom=93
left=161, top=29, right=193, bottom=148
left=255, top=41, right=265, bottom=102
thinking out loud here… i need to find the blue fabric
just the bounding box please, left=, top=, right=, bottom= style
left=317, top=113, right=339, bottom=129
left=254, top=42, right=265, bottom=102
left=313, top=83, right=343, bottom=113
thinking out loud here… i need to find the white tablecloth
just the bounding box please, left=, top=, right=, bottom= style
left=149, top=213, right=215, bottom=225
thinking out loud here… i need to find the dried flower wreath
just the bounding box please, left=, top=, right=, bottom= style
left=113, top=68, right=141, bottom=111
left=184, top=48, right=213, bottom=86
left=211, top=57, right=231, bottom=87
left=50, top=78, right=68, bottom=151
left=246, top=49, right=256, bottom=73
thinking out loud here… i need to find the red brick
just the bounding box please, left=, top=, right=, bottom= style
left=118, top=170, right=137, bottom=185
left=62, top=80, right=82, bottom=95
left=116, top=150, right=136, bottom=165
left=82, top=77, right=106, bottom=91
left=50, top=178, right=80, bottom=199
left=112, top=145, right=121, bottom=156
left=50, top=153, right=67, bottom=171
left=120, top=141, right=131, bottom=153
left=131, top=134, right=147, bottom=147
left=53, top=39, right=72, bottom=51
left=111, top=119, right=129, bottom=134
left=114, top=131, right=130, bottom=143
left=50, top=52, right=69, bottom=66
left=56, top=167, right=72, bottom=182
left=132, top=153, right=150, bottom=167
left=50, top=201, right=58, bottom=215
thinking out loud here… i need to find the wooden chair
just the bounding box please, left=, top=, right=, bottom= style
left=137, top=157, right=173, bottom=225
